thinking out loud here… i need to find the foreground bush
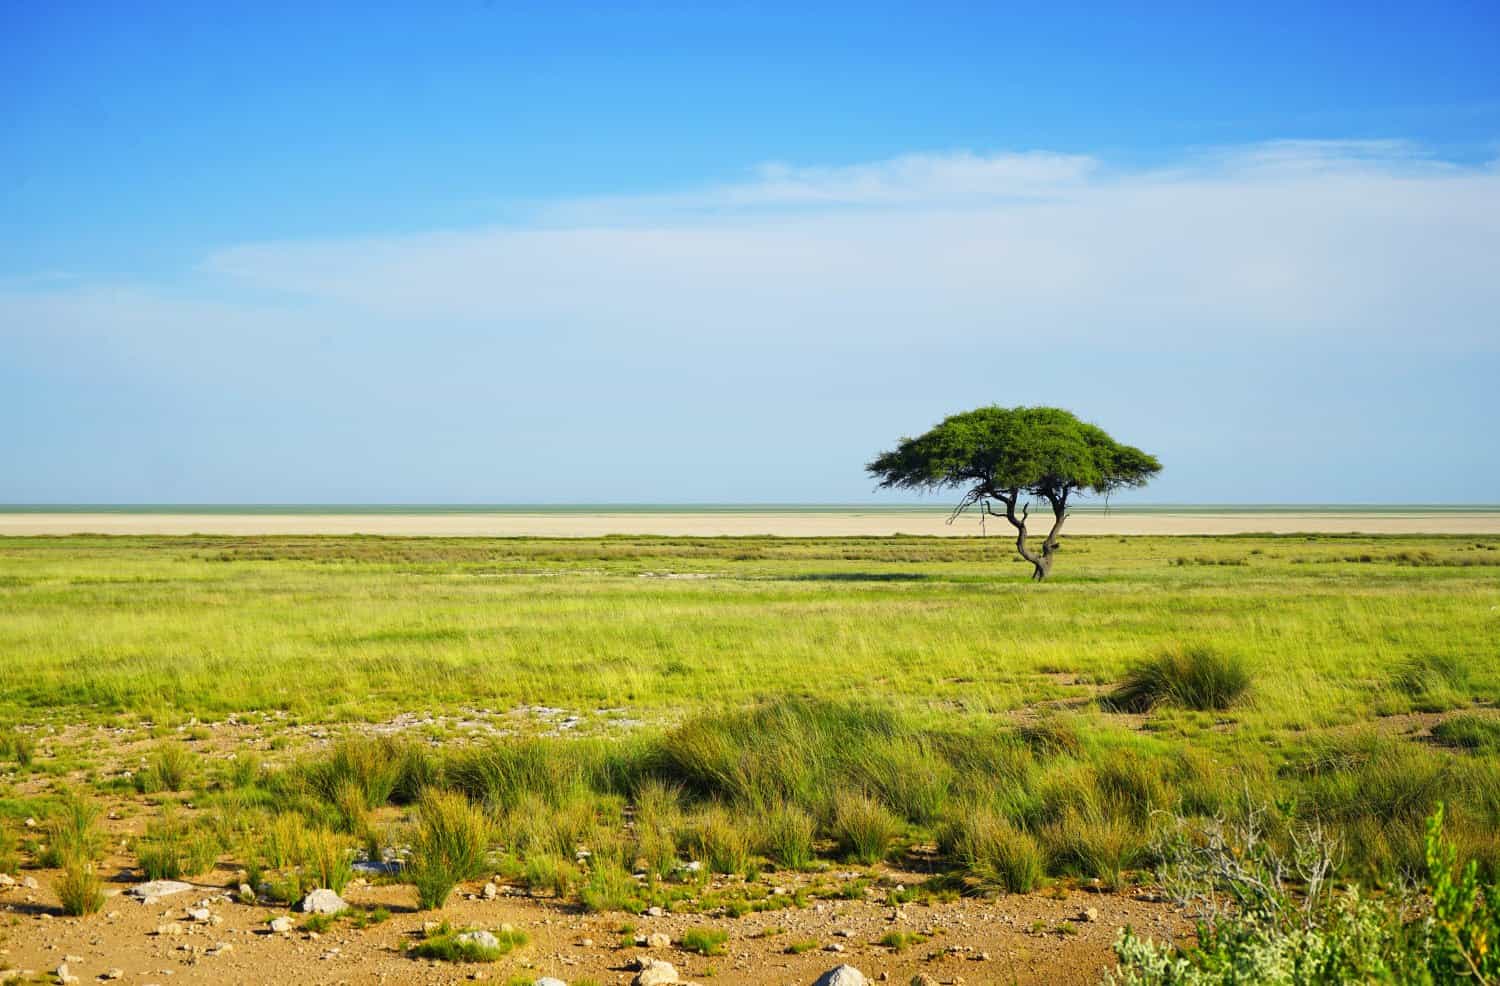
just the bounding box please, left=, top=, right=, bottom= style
left=1108, top=804, right=1499, bottom=985
left=407, top=789, right=491, bottom=909
left=1108, top=647, right=1250, bottom=713
left=135, top=742, right=195, bottom=793
left=831, top=790, right=901, bottom=865
left=41, top=790, right=105, bottom=867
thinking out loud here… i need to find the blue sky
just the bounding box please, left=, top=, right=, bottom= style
left=4, top=2, right=1498, bottom=503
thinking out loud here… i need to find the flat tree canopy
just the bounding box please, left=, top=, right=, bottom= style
left=867, top=406, right=1161, bottom=579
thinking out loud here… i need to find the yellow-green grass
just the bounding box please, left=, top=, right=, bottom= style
left=0, top=534, right=1495, bottom=731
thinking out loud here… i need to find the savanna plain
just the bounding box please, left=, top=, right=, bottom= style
left=1, top=532, right=1498, bottom=985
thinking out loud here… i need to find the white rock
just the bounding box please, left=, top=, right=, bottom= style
left=535, top=979, right=568, bottom=986
left=187, top=907, right=211, bottom=922
left=268, top=916, right=294, bottom=934
left=813, top=965, right=868, bottom=986
left=104, top=970, right=124, bottom=980
left=0, top=874, right=14, bottom=887
left=632, top=960, right=679, bottom=986
left=482, top=882, right=498, bottom=900
left=130, top=881, right=193, bottom=901
left=647, top=932, right=671, bottom=949
left=1082, top=906, right=1099, bottom=923
left=456, top=930, right=500, bottom=951
left=298, top=888, right=348, bottom=915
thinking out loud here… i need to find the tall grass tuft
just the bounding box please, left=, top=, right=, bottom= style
left=305, top=736, right=406, bottom=809
left=0, top=822, right=18, bottom=875
left=135, top=742, right=195, bottom=794
left=55, top=859, right=105, bottom=915
left=940, top=807, right=1044, bottom=894
left=831, top=790, right=900, bottom=865
left=1108, top=646, right=1251, bottom=712
left=689, top=803, right=754, bottom=875
left=762, top=805, right=816, bottom=871
left=1043, top=801, right=1146, bottom=891
left=407, top=789, right=491, bottom=910
left=631, top=778, right=682, bottom=877
left=579, top=862, right=644, bottom=913
left=1394, top=655, right=1474, bottom=712
left=41, top=790, right=105, bottom=867
left=305, top=827, right=354, bottom=894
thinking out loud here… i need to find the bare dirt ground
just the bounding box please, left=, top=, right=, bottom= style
left=4, top=510, right=1499, bottom=537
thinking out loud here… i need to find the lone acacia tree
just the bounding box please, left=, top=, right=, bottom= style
left=867, top=406, right=1161, bottom=580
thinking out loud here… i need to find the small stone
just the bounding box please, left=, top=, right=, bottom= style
left=268, top=917, right=293, bottom=934
left=154, top=922, right=183, bottom=937
left=0, top=874, right=14, bottom=887
left=104, top=970, right=124, bottom=980
left=187, top=907, right=211, bottom=922
left=534, top=979, right=567, bottom=986
left=482, top=882, right=498, bottom=900
left=20, top=877, right=37, bottom=890
left=55, top=963, right=79, bottom=985
left=646, top=906, right=665, bottom=918
left=1082, top=907, right=1099, bottom=923
left=647, top=932, right=670, bottom=949
left=579, top=938, right=593, bottom=947
left=298, top=888, right=348, bottom=915
left=824, top=943, right=845, bottom=953
left=813, top=966, right=867, bottom=986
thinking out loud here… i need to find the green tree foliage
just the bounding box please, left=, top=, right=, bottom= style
left=868, top=406, right=1161, bottom=579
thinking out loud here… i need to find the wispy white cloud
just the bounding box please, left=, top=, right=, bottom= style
left=185, top=141, right=1500, bottom=351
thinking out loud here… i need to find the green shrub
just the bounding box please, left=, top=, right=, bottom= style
left=55, top=859, right=105, bottom=916
left=1108, top=647, right=1251, bottom=713
left=941, top=807, right=1043, bottom=894
left=762, top=805, right=816, bottom=871
left=831, top=790, right=900, bottom=865
left=689, top=804, right=754, bottom=875
left=407, top=789, right=491, bottom=910
left=135, top=742, right=195, bottom=793
left=680, top=926, right=728, bottom=956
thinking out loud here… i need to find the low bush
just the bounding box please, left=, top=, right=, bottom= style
left=1107, top=647, right=1251, bottom=713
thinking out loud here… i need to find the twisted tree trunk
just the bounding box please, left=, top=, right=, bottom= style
left=999, top=493, right=1069, bottom=580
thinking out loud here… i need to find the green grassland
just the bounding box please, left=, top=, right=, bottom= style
left=1, top=532, right=1498, bottom=903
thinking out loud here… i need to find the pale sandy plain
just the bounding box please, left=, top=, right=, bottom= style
left=4, top=509, right=1499, bottom=537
